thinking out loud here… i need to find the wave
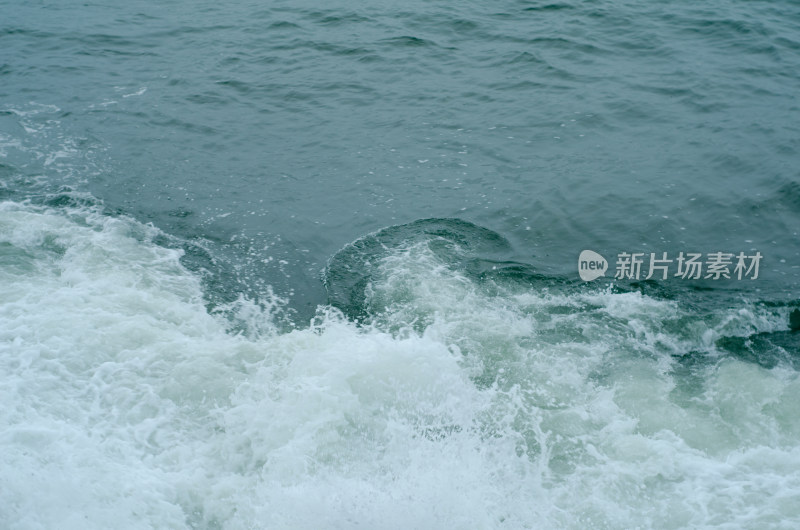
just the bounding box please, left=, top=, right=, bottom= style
left=1, top=201, right=799, bottom=528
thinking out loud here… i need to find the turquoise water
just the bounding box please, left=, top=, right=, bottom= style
left=2, top=1, right=800, bottom=528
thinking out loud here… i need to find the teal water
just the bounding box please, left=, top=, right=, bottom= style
left=2, top=1, right=800, bottom=528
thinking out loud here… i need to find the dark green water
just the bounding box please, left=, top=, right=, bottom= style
left=2, top=1, right=800, bottom=528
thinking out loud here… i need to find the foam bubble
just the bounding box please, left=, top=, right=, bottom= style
left=1, top=201, right=799, bottom=528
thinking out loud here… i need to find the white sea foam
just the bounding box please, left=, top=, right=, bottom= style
left=1, top=201, right=798, bottom=529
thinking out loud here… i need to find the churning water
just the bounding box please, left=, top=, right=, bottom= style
left=2, top=0, right=800, bottom=528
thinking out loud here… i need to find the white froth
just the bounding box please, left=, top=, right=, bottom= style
left=1, top=201, right=799, bottom=529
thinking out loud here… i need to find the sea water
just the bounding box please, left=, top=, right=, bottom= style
left=2, top=0, right=800, bottom=528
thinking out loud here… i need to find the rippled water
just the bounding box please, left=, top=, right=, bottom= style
left=2, top=0, right=800, bottom=528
